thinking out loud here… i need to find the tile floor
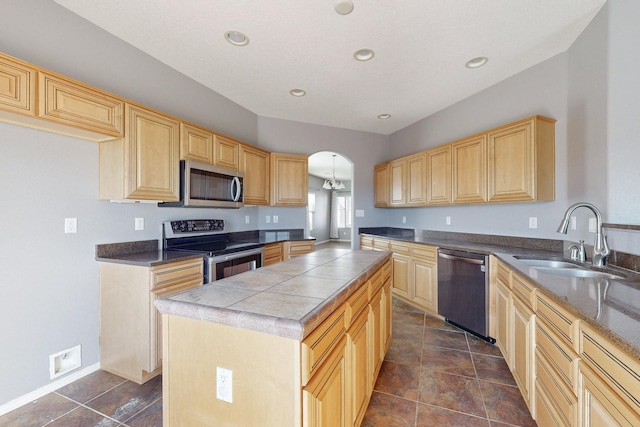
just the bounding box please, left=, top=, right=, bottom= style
left=0, top=241, right=535, bottom=426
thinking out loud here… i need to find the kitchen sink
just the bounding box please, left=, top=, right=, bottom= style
left=532, top=267, right=623, bottom=280
left=517, top=259, right=579, bottom=269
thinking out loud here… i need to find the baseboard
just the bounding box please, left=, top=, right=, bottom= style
left=0, top=362, right=101, bottom=416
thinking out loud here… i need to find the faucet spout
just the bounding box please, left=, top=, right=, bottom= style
left=557, top=202, right=610, bottom=267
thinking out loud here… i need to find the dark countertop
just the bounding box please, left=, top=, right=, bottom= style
left=360, top=229, right=640, bottom=361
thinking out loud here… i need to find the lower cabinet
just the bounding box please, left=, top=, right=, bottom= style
left=99, top=258, right=203, bottom=383
left=263, top=242, right=283, bottom=265
left=512, top=294, right=535, bottom=412
left=284, top=240, right=315, bottom=259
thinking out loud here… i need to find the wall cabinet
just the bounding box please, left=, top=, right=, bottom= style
left=240, top=144, right=270, bottom=205
left=213, top=134, right=239, bottom=170
left=389, top=158, right=407, bottom=206
left=179, top=121, right=214, bottom=164
left=452, top=134, right=487, bottom=204
left=99, top=103, right=180, bottom=201
left=407, top=152, right=427, bottom=206
left=426, top=145, right=452, bottom=205
left=374, top=163, right=390, bottom=207
left=99, top=258, right=203, bottom=384
left=270, top=152, right=308, bottom=206
left=0, top=53, right=35, bottom=118
left=487, top=115, right=555, bottom=202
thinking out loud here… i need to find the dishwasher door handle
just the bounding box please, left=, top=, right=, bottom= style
left=438, top=252, right=485, bottom=265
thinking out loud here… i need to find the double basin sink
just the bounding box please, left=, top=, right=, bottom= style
left=516, top=258, right=624, bottom=280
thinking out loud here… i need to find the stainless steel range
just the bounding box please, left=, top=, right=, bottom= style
left=163, top=219, right=264, bottom=284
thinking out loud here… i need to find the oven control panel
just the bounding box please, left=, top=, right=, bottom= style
left=168, top=219, right=224, bottom=234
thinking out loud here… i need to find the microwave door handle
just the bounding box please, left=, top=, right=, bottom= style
left=231, top=176, right=241, bottom=202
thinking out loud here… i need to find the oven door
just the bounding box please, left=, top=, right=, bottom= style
left=205, top=248, right=264, bottom=284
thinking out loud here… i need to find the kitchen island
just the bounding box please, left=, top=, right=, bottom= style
left=155, top=247, right=393, bottom=427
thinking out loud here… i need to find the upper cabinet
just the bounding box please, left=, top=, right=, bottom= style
left=180, top=121, right=214, bottom=164
left=0, top=53, right=35, bottom=118
left=213, top=135, right=240, bottom=170
left=374, top=115, right=555, bottom=208
left=240, top=144, right=270, bottom=206
left=100, top=103, right=180, bottom=201
left=270, top=152, right=308, bottom=206
left=374, top=163, right=390, bottom=207
left=487, top=115, right=556, bottom=203
left=452, top=134, right=487, bottom=204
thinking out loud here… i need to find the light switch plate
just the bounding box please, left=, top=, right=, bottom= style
left=64, top=218, right=77, bottom=234
left=134, top=217, right=144, bottom=231
left=529, top=217, right=538, bottom=229
left=355, top=210, right=364, bottom=217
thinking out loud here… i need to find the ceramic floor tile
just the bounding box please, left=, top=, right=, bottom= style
left=467, top=333, right=503, bottom=357
left=55, top=370, right=127, bottom=404
left=420, top=347, right=476, bottom=377
left=415, top=404, right=491, bottom=427
left=0, top=393, right=77, bottom=427
left=361, top=392, right=417, bottom=427
left=373, top=361, right=421, bottom=401
left=84, top=376, right=161, bottom=422
left=424, top=314, right=461, bottom=332
left=479, top=380, right=537, bottom=427
left=423, top=327, right=469, bottom=351
left=123, top=398, right=163, bottom=427
left=385, top=334, right=423, bottom=366
left=44, top=406, right=119, bottom=427
left=472, top=353, right=517, bottom=386
left=418, top=369, right=486, bottom=418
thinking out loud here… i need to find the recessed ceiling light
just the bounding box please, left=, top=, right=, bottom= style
left=465, top=56, right=488, bottom=68
left=334, top=1, right=354, bottom=15
left=354, top=48, right=375, bottom=61
left=377, top=114, right=391, bottom=120
left=289, top=88, right=306, bottom=97
left=225, top=30, right=249, bottom=46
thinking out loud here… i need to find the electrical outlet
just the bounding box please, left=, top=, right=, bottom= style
left=216, top=367, right=233, bottom=403
left=589, top=217, right=597, bottom=233
left=402, top=216, right=406, bottom=224
left=445, top=216, right=451, bottom=225
left=273, top=215, right=278, bottom=223
left=570, top=216, right=577, bottom=230
left=529, top=217, right=538, bottom=229
left=266, top=216, right=271, bottom=223
left=245, top=215, right=250, bottom=224
left=355, top=210, right=364, bottom=217
left=134, top=217, right=144, bottom=231
left=64, top=218, right=77, bottom=234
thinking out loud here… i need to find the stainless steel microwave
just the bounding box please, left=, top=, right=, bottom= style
left=159, top=160, right=244, bottom=208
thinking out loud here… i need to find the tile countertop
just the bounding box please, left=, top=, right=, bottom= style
left=154, top=248, right=391, bottom=341
left=360, top=230, right=640, bottom=361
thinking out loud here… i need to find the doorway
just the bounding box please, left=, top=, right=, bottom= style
left=307, top=152, right=354, bottom=246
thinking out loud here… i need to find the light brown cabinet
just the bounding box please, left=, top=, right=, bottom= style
left=452, top=134, right=487, bottom=204
left=374, top=163, right=390, bottom=207
left=263, top=242, right=283, bottom=266
left=179, top=121, right=214, bottom=164
left=426, top=145, right=452, bottom=205
left=487, top=115, right=555, bottom=202
left=0, top=53, right=36, bottom=118
left=99, top=258, right=202, bottom=384
left=512, top=290, right=535, bottom=412
left=270, top=152, right=308, bottom=206
left=284, top=240, right=315, bottom=259
left=390, top=242, right=410, bottom=300
left=240, top=144, right=270, bottom=205
left=410, top=245, right=438, bottom=313
left=389, top=158, right=407, bottom=206
left=407, top=152, right=427, bottom=206
left=213, top=134, right=240, bottom=170
left=99, top=103, right=180, bottom=201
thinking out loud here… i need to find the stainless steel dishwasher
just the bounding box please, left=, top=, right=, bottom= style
left=437, top=248, right=494, bottom=343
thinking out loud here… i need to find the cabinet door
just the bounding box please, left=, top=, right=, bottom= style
left=427, top=145, right=452, bottom=205
left=270, top=152, right=308, bottom=206
left=369, top=288, right=384, bottom=386
left=512, top=296, right=535, bottom=412
left=348, top=309, right=370, bottom=427
left=374, top=163, right=390, bottom=207
left=284, top=240, right=315, bottom=259
left=0, top=53, right=35, bottom=117
left=240, top=144, right=270, bottom=205
left=452, top=135, right=487, bottom=204
left=495, top=279, right=511, bottom=364
left=392, top=253, right=410, bottom=299
left=389, top=158, right=407, bottom=206
left=382, top=281, right=393, bottom=354
left=304, top=337, right=348, bottom=427
left=180, top=122, right=213, bottom=164
left=411, top=254, right=437, bottom=313
left=263, top=242, right=283, bottom=265
left=407, top=152, right=427, bottom=206
left=124, top=104, right=180, bottom=201
left=38, top=72, right=124, bottom=140
left=214, top=134, right=240, bottom=170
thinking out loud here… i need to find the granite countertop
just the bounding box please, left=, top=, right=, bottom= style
left=154, top=248, right=391, bottom=341
left=360, top=230, right=640, bottom=360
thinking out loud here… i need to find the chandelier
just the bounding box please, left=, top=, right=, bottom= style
left=323, top=155, right=346, bottom=190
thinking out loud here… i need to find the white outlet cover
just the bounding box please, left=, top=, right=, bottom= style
left=217, top=367, right=233, bottom=403
left=245, top=215, right=250, bottom=224
left=273, top=215, right=278, bottom=223
left=529, top=217, right=538, bottom=229
left=64, top=218, right=77, bottom=234
left=266, top=216, right=271, bottom=223
left=445, top=216, right=451, bottom=225
left=589, top=217, right=597, bottom=233
left=402, top=216, right=406, bottom=224
left=134, top=217, right=144, bottom=231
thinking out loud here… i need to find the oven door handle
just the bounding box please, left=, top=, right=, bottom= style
left=210, top=248, right=264, bottom=263
left=230, top=176, right=241, bottom=202
left=438, top=252, right=485, bottom=265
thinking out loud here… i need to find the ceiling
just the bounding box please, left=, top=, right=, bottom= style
left=53, top=0, right=606, bottom=136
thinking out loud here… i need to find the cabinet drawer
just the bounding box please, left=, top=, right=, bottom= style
left=410, top=244, right=437, bottom=261
left=373, top=238, right=390, bottom=251
left=512, top=272, right=535, bottom=308
left=153, top=277, right=202, bottom=298
left=302, top=304, right=347, bottom=385
left=536, top=350, right=577, bottom=427
left=390, top=241, right=410, bottom=254
left=536, top=319, right=578, bottom=391
left=347, top=282, right=370, bottom=325
left=368, top=268, right=384, bottom=297
left=264, top=243, right=283, bottom=258
left=287, top=241, right=314, bottom=256
left=578, top=322, right=640, bottom=414
left=382, top=259, right=392, bottom=283
left=151, top=260, right=203, bottom=289
left=496, top=260, right=512, bottom=289
left=536, top=293, right=576, bottom=348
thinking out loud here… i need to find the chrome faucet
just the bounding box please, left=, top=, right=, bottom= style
left=557, top=202, right=610, bottom=267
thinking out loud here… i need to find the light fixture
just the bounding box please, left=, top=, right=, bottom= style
left=354, top=48, right=375, bottom=61
left=225, top=30, right=249, bottom=46
left=323, top=155, right=346, bottom=190
left=289, top=88, right=306, bottom=97
left=334, top=1, right=354, bottom=15
left=465, top=56, right=488, bottom=68
left=377, top=113, right=391, bottom=119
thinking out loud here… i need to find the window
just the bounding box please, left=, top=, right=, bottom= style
left=336, top=194, right=352, bottom=228
left=308, top=192, right=316, bottom=231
